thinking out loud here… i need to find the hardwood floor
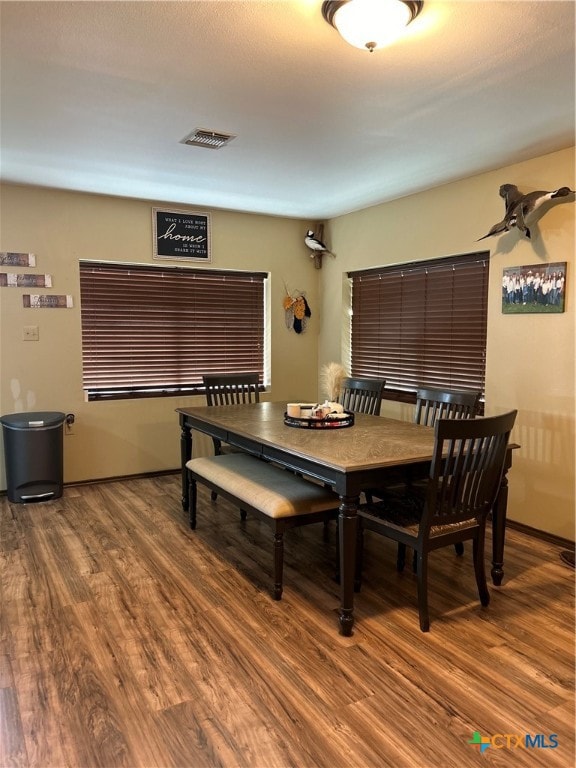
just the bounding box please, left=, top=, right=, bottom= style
left=1, top=474, right=574, bottom=768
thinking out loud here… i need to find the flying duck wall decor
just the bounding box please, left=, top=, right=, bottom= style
left=478, top=184, right=575, bottom=241
left=305, top=227, right=335, bottom=269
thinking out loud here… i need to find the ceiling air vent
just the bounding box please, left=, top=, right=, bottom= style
left=181, top=128, right=236, bottom=149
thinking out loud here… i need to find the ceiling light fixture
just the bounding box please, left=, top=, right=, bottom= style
left=322, top=0, right=423, bottom=52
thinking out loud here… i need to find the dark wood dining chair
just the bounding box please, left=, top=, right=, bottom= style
left=338, top=377, right=386, bottom=416
left=366, top=387, right=481, bottom=559
left=203, top=372, right=260, bottom=500
left=356, top=410, right=517, bottom=631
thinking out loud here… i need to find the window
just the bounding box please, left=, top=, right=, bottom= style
left=79, top=261, right=268, bottom=401
left=349, top=252, right=489, bottom=403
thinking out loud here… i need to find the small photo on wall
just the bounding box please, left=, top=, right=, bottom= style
left=502, top=262, right=566, bottom=314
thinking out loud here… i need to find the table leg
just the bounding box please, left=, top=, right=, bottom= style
left=338, top=495, right=359, bottom=636
left=491, top=458, right=511, bottom=586
left=180, top=421, right=192, bottom=511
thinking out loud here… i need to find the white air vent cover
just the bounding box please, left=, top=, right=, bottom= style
left=181, top=128, right=236, bottom=149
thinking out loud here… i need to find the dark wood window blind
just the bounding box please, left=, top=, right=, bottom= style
left=349, top=252, right=489, bottom=403
left=79, top=261, right=267, bottom=400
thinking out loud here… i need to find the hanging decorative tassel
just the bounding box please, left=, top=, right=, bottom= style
left=283, top=284, right=311, bottom=334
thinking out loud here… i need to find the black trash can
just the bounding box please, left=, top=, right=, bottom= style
left=1, top=411, right=65, bottom=503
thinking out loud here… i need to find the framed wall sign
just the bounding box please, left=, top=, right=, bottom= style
left=502, top=262, right=566, bottom=314
left=0, top=252, right=36, bottom=267
left=153, top=208, right=211, bottom=262
left=1, top=273, right=52, bottom=287
left=23, top=294, right=73, bottom=308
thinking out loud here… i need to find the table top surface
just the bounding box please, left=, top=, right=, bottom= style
left=177, top=401, right=436, bottom=473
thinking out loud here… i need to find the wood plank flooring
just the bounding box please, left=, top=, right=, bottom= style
left=1, top=474, right=574, bottom=768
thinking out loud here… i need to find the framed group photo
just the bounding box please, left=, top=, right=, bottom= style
left=502, top=262, right=566, bottom=314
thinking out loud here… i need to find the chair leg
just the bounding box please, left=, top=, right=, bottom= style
left=415, top=550, right=430, bottom=632
left=473, top=531, right=490, bottom=607
left=397, top=543, right=407, bottom=572
left=272, top=531, right=284, bottom=601
left=189, top=477, right=198, bottom=530
left=454, top=542, right=464, bottom=556
left=323, top=519, right=331, bottom=541
left=240, top=509, right=248, bottom=521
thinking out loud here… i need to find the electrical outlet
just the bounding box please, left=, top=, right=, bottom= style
left=65, top=413, right=75, bottom=436
left=23, top=325, right=39, bottom=341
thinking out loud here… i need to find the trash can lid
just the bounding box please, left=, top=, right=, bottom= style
left=0, top=411, right=66, bottom=429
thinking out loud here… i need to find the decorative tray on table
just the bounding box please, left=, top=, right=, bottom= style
left=283, top=410, right=355, bottom=429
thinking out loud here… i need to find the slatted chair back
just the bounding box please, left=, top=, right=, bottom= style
left=203, top=373, right=260, bottom=406
left=421, top=410, right=517, bottom=536
left=415, top=387, right=480, bottom=427
left=339, top=377, right=386, bottom=416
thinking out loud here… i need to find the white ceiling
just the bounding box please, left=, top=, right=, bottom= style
left=1, top=1, right=574, bottom=219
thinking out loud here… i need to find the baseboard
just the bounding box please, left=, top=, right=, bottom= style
left=63, top=469, right=180, bottom=487
left=0, top=469, right=181, bottom=498
left=505, top=518, right=574, bottom=550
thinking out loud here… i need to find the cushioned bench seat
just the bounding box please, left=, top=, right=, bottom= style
left=186, top=452, right=339, bottom=599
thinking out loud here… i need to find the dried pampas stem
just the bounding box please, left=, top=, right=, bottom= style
left=320, top=362, right=346, bottom=402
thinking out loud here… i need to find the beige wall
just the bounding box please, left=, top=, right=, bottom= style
left=1, top=147, right=574, bottom=540
left=318, top=147, right=575, bottom=540
left=0, top=186, right=320, bottom=483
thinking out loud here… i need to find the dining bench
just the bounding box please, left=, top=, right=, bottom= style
left=186, top=452, right=339, bottom=599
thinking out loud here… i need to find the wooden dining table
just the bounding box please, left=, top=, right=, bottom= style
left=176, top=401, right=515, bottom=636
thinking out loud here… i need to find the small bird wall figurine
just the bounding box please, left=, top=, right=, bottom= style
left=478, top=184, right=575, bottom=241
left=305, top=229, right=334, bottom=269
